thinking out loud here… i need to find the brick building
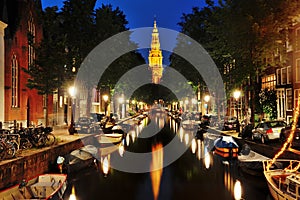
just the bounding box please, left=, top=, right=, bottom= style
left=0, top=0, right=52, bottom=127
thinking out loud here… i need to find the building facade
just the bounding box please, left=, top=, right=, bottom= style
left=0, top=0, right=53, bottom=127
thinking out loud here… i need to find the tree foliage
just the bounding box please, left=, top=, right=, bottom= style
left=173, top=0, right=300, bottom=121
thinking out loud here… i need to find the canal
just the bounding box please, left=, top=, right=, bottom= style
left=63, top=111, right=272, bottom=200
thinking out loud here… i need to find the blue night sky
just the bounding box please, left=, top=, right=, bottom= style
left=41, top=0, right=211, bottom=31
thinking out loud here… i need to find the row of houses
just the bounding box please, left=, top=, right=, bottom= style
left=260, top=18, right=300, bottom=123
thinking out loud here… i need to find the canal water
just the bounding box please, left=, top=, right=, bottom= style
left=63, top=111, right=272, bottom=200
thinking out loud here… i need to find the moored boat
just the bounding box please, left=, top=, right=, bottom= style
left=263, top=159, right=300, bottom=200
left=66, top=145, right=98, bottom=173
left=213, top=136, right=239, bottom=158
left=0, top=174, right=67, bottom=200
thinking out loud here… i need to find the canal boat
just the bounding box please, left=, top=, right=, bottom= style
left=66, top=145, right=98, bottom=173
left=0, top=173, right=67, bottom=200
left=213, top=136, right=239, bottom=158
left=238, top=145, right=269, bottom=176
left=263, top=159, right=300, bottom=200
left=98, top=125, right=125, bottom=145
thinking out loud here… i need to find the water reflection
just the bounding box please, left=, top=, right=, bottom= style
left=63, top=114, right=270, bottom=200
left=150, top=143, right=163, bottom=200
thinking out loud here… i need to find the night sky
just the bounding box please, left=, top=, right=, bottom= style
left=41, top=0, right=212, bottom=31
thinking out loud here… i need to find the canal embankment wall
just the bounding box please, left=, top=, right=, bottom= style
left=0, top=134, right=95, bottom=190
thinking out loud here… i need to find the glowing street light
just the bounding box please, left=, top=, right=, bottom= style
left=103, top=94, right=109, bottom=116
left=204, top=95, right=210, bottom=114
left=68, top=86, right=76, bottom=135
left=233, top=90, right=241, bottom=133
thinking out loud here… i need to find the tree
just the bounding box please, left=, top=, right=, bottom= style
left=24, top=6, right=68, bottom=126
left=259, top=89, right=277, bottom=120
left=175, top=0, right=300, bottom=122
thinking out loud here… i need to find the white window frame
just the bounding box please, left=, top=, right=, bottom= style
left=287, top=66, right=292, bottom=84
left=11, top=55, right=18, bottom=108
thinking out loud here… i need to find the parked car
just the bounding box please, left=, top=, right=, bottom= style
left=251, top=120, right=287, bottom=144
left=75, top=117, right=97, bottom=133
left=280, top=117, right=300, bottom=148
left=222, top=116, right=239, bottom=131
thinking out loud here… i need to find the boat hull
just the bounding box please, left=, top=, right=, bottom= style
left=0, top=174, right=67, bottom=200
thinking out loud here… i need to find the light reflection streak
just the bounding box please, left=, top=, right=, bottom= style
left=68, top=185, right=76, bottom=200
left=204, top=153, right=210, bottom=169
left=179, top=128, right=184, bottom=142
left=150, top=143, right=164, bottom=200
left=234, top=180, right=242, bottom=200
left=191, top=138, right=197, bottom=154
left=184, top=133, right=189, bottom=145
left=102, top=155, right=110, bottom=176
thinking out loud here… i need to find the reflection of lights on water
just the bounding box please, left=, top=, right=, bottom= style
left=150, top=143, right=163, bottom=200
left=159, top=117, right=164, bottom=129
left=179, top=128, right=184, bottom=142
left=234, top=180, right=242, bottom=200
left=184, top=133, right=189, bottom=145
left=102, top=156, right=110, bottom=176
left=131, top=131, right=136, bottom=143
left=119, top=144, right=124, bottom=157
left=126, top=134, right=130, bottom=146
left=204, top=153, right=210, bottom=169
left=191, top=138, right=197, bottom=154
left=69, top=185, right=76, bottom=200
left=197, top=139, right=202, bottom=160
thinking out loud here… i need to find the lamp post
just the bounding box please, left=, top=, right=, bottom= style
left=103, top=95, right=109, bottom=116
left=233, top=90, right=241, bottom=133
left=204, top=95, right=210, bottom=114
left=118, top=97, right=124, bottom=119
left=68, top=86, right=76, bottom=135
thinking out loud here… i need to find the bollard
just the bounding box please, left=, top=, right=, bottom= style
left=0, top=121, right=2, bottom=130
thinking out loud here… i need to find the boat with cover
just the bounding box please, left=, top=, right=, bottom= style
left=0, top=174, right=67, bottom=200
left=66, top=145, right=98, bottom=173
left=263, top=159, right=300, bottom=200
left=213, top=136, right=239, bottom=158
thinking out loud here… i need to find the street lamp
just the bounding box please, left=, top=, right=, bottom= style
left=118, top=97, right=124, bottom=119
left=233, top=90, right=241, bottom=133
left=68, top=86, right=76, bottom=135
left=204, top=95, right=210, bottom=114
left=103, top=94, right=109, bottom=116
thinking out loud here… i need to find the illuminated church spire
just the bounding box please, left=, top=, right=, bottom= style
left=148, top=19, right=163, bottom=84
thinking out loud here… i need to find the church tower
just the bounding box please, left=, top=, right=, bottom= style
left=148, top=20, right=163, bottom=84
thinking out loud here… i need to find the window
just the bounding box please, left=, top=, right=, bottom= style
left=262, top=74, right=276, bottom=90
left=296, top=28, right=300, bottom=51
left=286, top=89, right=293, bottom=111
left=11, top=55, right=18, bottom=108
left=287, top=66, right=292, bottom=84
left=295, top=89, right=300, bottom=108
left=296, top=59, right=300, bottom=83
left=276, top=69, right=281, bottom=85
left=281, top=68, right=287, bottom=85
left=28, top=14, right=35, bottom=69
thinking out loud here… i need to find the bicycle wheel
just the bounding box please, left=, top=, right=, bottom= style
left=45, top=133, right=56, bottom=146
left=4, top=142, right=16, bottom=159
left=0, top=142, right=6, bottom=160
left=20, top=138, right=33, bottom=150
